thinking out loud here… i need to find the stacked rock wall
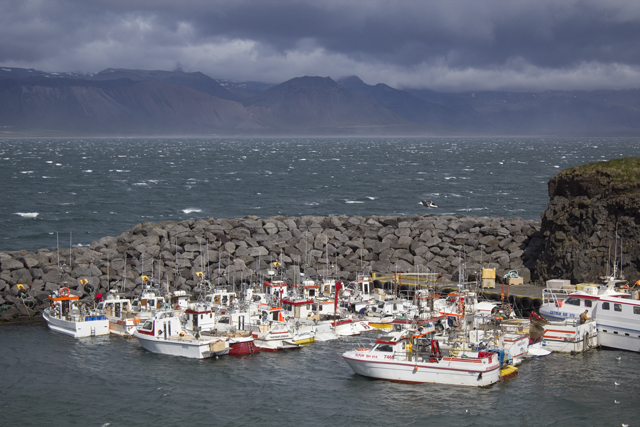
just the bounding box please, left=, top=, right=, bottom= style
left=0, top=214, right=542, bottom=322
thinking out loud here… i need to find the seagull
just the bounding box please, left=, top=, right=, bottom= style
left=615, top=382, right=620, bottom=386
left=614, top=400, right=620, bottom=404
left=616, top=356, right=622, bottom=361
left=419, top=200, right=438, bottom=208
left=622, top=424, right=628, bottom=427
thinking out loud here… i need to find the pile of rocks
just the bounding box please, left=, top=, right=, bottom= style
left=0, top=213, right=543, bottom=322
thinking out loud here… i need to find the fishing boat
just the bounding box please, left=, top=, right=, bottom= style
left=538, top=317, right=598, bottom=353
left=539, top=277, right=630, bottom=321
left=252, top=322, right=302, bottom=352
left=342, top=327, right=501, bottom=387
left=97, top=291, right=144, bottom=336
left=133, top=309, right=228, bottom=359
left=43, top=287, right=109, bottom=338
left=593, top=295, right=640, bottom=352
left=182, top=304, right=260, bottom=355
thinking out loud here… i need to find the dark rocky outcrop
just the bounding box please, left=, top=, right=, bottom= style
left=534, top=157, right=640, bottom=284
left=0, top=214, right=542, bottom=322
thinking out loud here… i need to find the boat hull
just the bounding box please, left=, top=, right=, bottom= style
left=342, top=351, right=500, bottom=387
left=541, top=320, right=598, bottom=353
left=229, top=337, right=260, bottom=355
left=43, top=309, right=110, bottom=338
left=134, top=332, right=228, bottom=359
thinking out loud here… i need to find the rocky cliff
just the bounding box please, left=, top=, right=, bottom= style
left=534, top=157, right=640, bottom=284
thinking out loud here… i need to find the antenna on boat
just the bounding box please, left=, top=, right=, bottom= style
left=122, top=253, right=126, bottom=293
left=206, top=239, right=210, bottom=280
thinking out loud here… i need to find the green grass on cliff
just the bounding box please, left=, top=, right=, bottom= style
left=559, top=157, right=640, bottom=185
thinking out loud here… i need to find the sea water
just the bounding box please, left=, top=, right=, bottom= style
left=1, top=137, right=640, bottom=426
left=1, top=137, right=639, bottom=252
left=0, top=324, right=638, bottom=426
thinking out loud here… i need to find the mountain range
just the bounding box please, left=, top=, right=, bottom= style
left=1, top=66, right=639, bottom=136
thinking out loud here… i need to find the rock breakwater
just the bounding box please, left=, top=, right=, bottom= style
left=0, top=214, right=542, bottom=322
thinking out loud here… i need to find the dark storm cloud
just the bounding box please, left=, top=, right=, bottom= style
left=1, top=0, right=640, bottom=91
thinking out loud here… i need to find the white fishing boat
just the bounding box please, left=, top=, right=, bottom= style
left=593, top=295, right=640, bottom=352
left=539, top=277, right=630, bottom=321
left=97, top=291, right=145, bottom=336
left=342, top=327, right=501, bottom=386
left=539, top=317, right=598, bottom=353
left=133, top=310, right=228, bottom=359
left=43, top=287, right=109, bottom=338
left=252, top=322, right=302, bottom=352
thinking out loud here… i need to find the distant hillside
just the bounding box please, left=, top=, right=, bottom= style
left=0, top=76, right=259, bottom=134
left=243, top=76, right=408, bottom=130
left=1, top=66, right=640, bottom=136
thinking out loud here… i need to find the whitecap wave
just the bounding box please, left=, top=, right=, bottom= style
left=83, top=169, right=92, bottom=173
left=366, top=196, right=377, bottom=200
left=15, top=212, right=39, bottom=218
left=183, top=208, right=202, bottom=214
left=20, top=170, right=34, bottom=174
left=345, top=200, right=364, bottom=204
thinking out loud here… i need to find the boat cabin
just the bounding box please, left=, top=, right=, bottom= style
left=203, top=289, right=237, bottom=308
left=216, top=311, right=252, bottom=332
left=137, top=311, right=182, bottom=339
left=311, top=299, right=336, bottom=316
left=263, top=281, right=289, bottom=301
left=184, top=304, right=216, bottom=333
left=282, top=298, right=315, bottom=319
left=98, top=292, right=133, bottom=318
left=259, top=307, right=286, bottom=323
left=134, top=287, right=165, bottom=311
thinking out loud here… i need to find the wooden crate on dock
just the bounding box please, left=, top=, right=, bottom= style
left=482, top=278, right=495, bottom=289
left=507, top=277, right=523, bottom=286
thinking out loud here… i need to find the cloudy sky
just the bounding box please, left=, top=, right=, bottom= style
left=2, top=0, right=640, bottom=92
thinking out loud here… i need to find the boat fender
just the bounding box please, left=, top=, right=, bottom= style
left=60, top=287, right=71, bottom=297
left=83, top=284, right=94, bottom=294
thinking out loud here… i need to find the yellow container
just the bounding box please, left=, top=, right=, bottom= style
left=482, top=268, right=496, bottom=279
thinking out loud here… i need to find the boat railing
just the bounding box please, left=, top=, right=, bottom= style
left=542, top=288, right=570, bottom=306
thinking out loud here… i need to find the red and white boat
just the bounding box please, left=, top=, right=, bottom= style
left=342, top=327, right=501, bottom=387
left=183, top=303, right=260, bottom=355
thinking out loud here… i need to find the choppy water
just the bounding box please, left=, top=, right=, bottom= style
left=2, top=137, right=640, bottom=426
left=2, top=137, right=639, bottom=252
left=1, top=324, right=638, bottom=427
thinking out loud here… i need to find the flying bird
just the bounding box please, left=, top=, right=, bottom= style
left=419, top=200, right=438, bottom=208
left=614, top=400, right=620, bottom=404
left=615, top=382, right=620, bottom=386
left=616, top=356, right=622, bottom=361
left=622, top=424, right=628, bottom=427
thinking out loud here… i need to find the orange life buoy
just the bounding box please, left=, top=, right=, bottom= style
left=60, top=287, right=71, bottom=297
left=458, top=300, right=465, bottom=313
